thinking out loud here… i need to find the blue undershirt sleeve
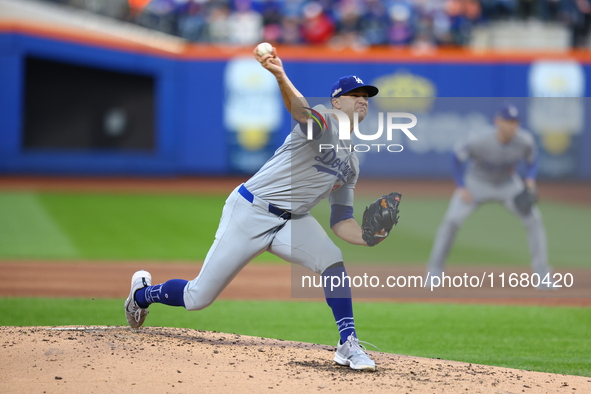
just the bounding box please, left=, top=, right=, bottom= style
left=330, top=204, right=354, bottom=228
left=452, top=153, right=466, bottom=187
left=525, top=157, right=539, bottom=179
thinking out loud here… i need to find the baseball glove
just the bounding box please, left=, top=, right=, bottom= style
left=362, top=192, right=402, bottom=247
left=514, top=186, right=537, bottom=216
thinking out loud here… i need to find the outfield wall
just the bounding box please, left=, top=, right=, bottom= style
left=1, top=23, right=591, bottom=179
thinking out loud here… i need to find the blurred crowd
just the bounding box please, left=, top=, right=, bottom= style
left=48, top=0, right=591, bottom=48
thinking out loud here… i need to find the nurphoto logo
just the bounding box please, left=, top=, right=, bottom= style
left=305, top=106, right=418, bottom=153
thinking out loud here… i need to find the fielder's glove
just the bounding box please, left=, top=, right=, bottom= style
left=514, top=186, right=537, bottom=216
left=362, top=192, right=402, bottom=247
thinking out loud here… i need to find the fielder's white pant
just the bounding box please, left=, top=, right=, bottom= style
left=183, top=186, right=343, bottom=311
left=426, top=175, right=551, bottom=278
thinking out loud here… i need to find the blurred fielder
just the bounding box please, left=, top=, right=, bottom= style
left=124, top=45, right=402, bottom=371
left=425, top=103, right=552, bottom=288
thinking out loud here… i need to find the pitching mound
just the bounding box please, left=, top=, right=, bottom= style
left=1, top=327, right=589, bottom=393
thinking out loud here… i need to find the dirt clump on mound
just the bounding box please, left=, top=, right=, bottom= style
left=1, top=326, right=589, bottom=393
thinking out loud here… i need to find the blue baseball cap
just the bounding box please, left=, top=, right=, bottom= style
left=330, top=75, right=379, bottom=98
left=496, top=103, right=519, bottom=121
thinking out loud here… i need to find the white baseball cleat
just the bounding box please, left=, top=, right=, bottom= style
left=124, top=270, right=152, bottom=328
left=334, top=334, right=376, bottom=371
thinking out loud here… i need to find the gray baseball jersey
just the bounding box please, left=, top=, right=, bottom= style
left=184, top=106, right=359, bottom=310
left=456, top=129, right=537, bottom=185
left=426, top=128, right=551, bottom=282
left=245, top=108, right=358, bottom=215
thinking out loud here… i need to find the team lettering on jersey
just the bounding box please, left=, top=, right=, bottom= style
left=313, top=148, right=356, bottom=184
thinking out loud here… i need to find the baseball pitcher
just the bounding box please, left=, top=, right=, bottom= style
left=124, top=44, right=402, bottom=371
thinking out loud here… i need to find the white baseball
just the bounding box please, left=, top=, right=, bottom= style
left=255, top=42, right=273, bottom=56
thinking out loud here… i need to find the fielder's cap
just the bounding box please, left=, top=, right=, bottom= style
left=330, top=75, right=379, bottom=98
left=496, top=103, right=519, bottom=121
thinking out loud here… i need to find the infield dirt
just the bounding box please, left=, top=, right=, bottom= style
left=1, top=177, right=590, bottom=393
left=1, top=326, right=590, bottom=394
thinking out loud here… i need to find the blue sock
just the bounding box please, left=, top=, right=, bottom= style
left=135, top=279, right=188, bottom=308
left=322, top=263, right=356, bottom=344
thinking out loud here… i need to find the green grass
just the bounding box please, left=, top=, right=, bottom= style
left=1, top=191, right=588, bottom=378
left=0, top=192, right=590, bottom=266
left=312, top=196, right=591, bottom=267
left=0, top=193, right=77, bottom=258
left=0, top=192, right=280, bottom=262
left=1, top=297, right=589, bottom=377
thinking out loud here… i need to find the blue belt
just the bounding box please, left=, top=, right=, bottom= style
left=238, top=185, right=291, bottom=220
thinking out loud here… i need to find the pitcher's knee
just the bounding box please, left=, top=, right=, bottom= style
left=315, top=247, right=344, bottom=275
left=183, top=287, right=216, bottom=311
left=184, top=297, right=215, bottom=311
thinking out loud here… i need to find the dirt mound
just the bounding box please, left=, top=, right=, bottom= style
left=1, top=326, right=589, bottom=393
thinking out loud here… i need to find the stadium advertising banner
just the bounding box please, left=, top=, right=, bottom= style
left=1, top=28, right=591, bottom=179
